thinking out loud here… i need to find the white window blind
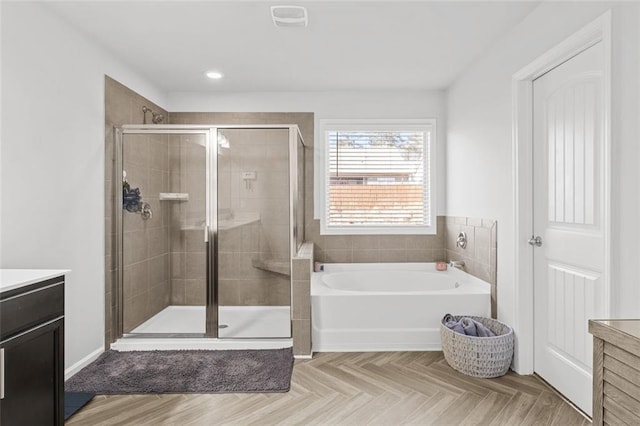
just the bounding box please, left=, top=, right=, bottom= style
left=325, top=128, right=432, bottom=231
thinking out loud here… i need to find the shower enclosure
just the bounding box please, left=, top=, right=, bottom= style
left=114, top=125, right=305, bottom=344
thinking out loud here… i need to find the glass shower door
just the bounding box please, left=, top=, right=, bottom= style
left=216, top=128, right=292, bottom=338
left=119, top=129, right=209, bottom=336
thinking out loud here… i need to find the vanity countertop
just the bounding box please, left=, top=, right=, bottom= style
left=0, top=269, right=70, bottom=293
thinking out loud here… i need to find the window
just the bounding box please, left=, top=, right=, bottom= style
left=319, top=119, right=436, bottom=235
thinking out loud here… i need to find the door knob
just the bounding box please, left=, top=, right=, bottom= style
left=528, top=235, right=543, bottom=247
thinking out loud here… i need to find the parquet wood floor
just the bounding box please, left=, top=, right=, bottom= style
left=66, top=351, right=590, bottom=425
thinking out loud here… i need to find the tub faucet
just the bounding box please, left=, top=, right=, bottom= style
left=449, top=260, right=465, bottom=270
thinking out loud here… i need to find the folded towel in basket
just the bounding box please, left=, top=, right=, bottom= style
left=444, top=317, right=466, bottom=335
left=444, top=314, right=496, bottom=337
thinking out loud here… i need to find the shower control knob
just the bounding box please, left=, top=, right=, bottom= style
left=528, top=235, right=543, bottom=247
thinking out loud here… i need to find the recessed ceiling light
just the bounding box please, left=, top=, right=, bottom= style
left=205, top=71, right=223, bottom=80
left=271, top=6, right=308, bottom=28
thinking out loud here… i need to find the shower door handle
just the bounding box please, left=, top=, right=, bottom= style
left=204, top=225, right=209, bottom=243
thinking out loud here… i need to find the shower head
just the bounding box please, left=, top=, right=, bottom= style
left=142, top=106, right=164, bottom=124
left=151, top=112, right=164, bottom=124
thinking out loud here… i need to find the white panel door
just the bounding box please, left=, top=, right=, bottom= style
left=533, top=42, right=605, bottom=416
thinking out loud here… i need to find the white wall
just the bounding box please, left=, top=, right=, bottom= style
left=0, top=3, right=167, bottom=371
left=446, top=2, right=640, bottom=372
left=168, top=90, right=447, bottom=216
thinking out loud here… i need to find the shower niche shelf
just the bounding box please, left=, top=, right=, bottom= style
left=159, top=192, right=189, bottom=201
left=251, top=258, right=290, bottom=276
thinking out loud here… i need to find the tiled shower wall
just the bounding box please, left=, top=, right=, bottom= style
left=104, top=77, right=170, bottom=343
left=121, top=134, right=171, bottom=332
left=170, top=113, right=314, bottom=306
left=167, top=134, right=207, bottom=306
left=216, top=128, right=291, bottom=306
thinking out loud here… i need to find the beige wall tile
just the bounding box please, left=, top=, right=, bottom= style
left=185, top=228, right=206, bottom=253
left=406, top=249, right=434, bottom=262
left=171, top=279, right=186, bottom=305
left=148, top=169, right=165, bottom=198
left=123, top=293, right=148, bottom=332
left=321, top=249, right=353, bottom=263
left=149, top=254, right=169, bottom=287
left=231, top=280, right=266, bottom=305
left=123, top=209, right=144, bottom=232
left=292, top=279, right=310, bottom=320
left=170, top=229, right=185, bottom=252
left=123, top=261, right=148, bottom=300
left=218, top=279, right=238, bottom=305
left=377, top=235, right=406, bottom=250
left=352, top=235, right=381, bottom=250
left=241, top=224, right=260, bottom=252
left=185, top=279, right=206, bottom=305
left=404, top=235, right=427, bottom=250
left=124, top=231, right=147, bottom=265
left=379, top=249, right=407, bottom=263
left=321, top=235, right=353, bottom=251
left=292, top=258, right=310, bottom=280
left=219, top=228, right=242, bottom=253
left=185, top=252, right=206, bottom=279
left=147, top=226, right=169, bottom=258
left=353, top=250, right=380, bottom=263
left=432, top=248, right=446, bottom=262
left=292, top=319, right=311, bottom=356
left=105, top=79, right=133, bottom=125
left=148, top=281, right=170, bottom=315
left=267, top=276, right=291, bottom=305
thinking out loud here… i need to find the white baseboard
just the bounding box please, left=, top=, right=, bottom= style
left=65, top=346, right=104, bottom=380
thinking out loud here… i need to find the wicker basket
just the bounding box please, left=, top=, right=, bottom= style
left=440, top=315, right=514, bottom=378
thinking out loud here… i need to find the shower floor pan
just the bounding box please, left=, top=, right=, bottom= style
left=112, top=305, right=291, bottom=351
left=130, top=305, right=291, bottom=337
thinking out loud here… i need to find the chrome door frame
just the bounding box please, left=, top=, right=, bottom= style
left=116, top=126, right=217, bottom=338
left=114, top=124, right=305, bottom=340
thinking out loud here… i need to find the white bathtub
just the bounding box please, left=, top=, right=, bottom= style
left=311, top=263, right=491, bottom=352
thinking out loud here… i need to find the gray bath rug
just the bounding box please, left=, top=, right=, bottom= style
left=65, top=348, right=293, bottom=394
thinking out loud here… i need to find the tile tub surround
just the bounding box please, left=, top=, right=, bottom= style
left=105, top=77, right=170, bottom=343
left=292, top=242, right=314, bottom=356
left=308, top=218, right=446, bottom=264
left=444, top=216, right=498, bottom=318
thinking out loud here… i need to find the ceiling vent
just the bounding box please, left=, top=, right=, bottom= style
left=270, top=6, right=308, bottom=28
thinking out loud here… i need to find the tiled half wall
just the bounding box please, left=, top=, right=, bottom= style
left=292, top=242, right=314, bottom=356
left=444, top=217, right=498, bottom=318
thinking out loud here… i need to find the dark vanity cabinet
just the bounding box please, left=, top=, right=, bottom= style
left=0, top=275, right=65, bottom=426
